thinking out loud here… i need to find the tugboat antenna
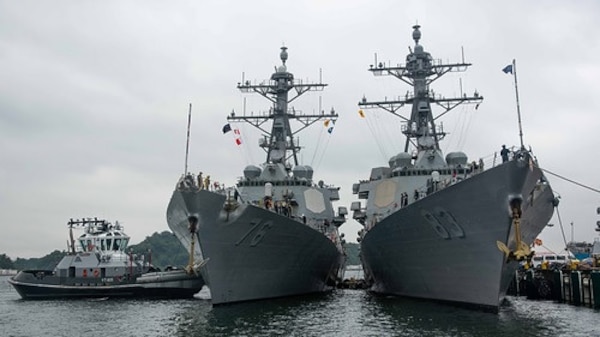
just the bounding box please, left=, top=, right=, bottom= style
left=184, top=103, right=192, bottom=175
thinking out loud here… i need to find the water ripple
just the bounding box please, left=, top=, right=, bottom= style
left=2, top=277, right=598, bottom=337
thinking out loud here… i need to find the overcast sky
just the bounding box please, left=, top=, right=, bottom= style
left=1, top=0, right=599, bottom=259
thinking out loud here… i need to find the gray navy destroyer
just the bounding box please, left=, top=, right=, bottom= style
left=166, top=47, right=347, bottom=305
left=352, top=25, right=556, bottom=311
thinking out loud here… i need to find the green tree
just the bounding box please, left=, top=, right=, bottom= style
left=128, top=231, right=189, bottom=269
left=0, top=253, right=15, bottom=269
left=14, top=250, right=65, bottom=270
left=4, top=230, right=195, bottom=271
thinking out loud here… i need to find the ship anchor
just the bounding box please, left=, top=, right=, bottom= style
left=496, top=200, right=533, bottom=262
left=186, top=215, right=199, bottom=275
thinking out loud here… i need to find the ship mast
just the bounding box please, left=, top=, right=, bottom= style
left=507, top=59, right=525, bottom=150
left=184, top=103, right=192, bottom=175
left=231, top=47, right=337, bottom=166
left=359, top=25, right=483, bottom=161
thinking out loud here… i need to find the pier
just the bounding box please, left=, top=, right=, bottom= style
left=339, top=265, right=368, bottom=289
left=508, top=268, right=600, bottom=309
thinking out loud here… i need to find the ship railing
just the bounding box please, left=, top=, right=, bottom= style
left=407, top=146, right=535, bottom=203
left=176, top=172, right=231, bottom=192
left=357, top=149, right=522, bottom=224
left=307, top=220, right=335, bottom=234
left=407, top=162, right=485, bottom=203
left=99, top=252, right=130, bottom=263
left=176, top=173, right=199, bottom=191
left=488, top=145, right=533, bottom=167
left=236, top=178, right=314, bottom=188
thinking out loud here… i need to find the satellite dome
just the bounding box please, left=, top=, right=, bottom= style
left=446, top=152, right=468, bottom=166
left=412, top=24, right=421, bottom=42
left=304, top=165, right=314, bottom=180
left=243, top=165, right=261, bottom=179
left=280, top=46, right=288, bottom=63
left=293, top=165, right=307, bottom=179
left=389, top=152, right=412, bottom=168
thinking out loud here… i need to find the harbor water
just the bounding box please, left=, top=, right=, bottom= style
left=1, top=276, right=598, bottom=337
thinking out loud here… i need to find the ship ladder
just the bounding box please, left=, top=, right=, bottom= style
left=496, top=200, right=533, bottom=262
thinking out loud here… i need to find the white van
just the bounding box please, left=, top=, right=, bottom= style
left=531, top=254, right=570, bottom=268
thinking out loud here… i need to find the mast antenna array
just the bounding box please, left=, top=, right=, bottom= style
left=230, top=47, right=338, bottom=166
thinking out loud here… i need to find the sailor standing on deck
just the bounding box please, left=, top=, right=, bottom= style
left=501, top=145, right=510, bottom=163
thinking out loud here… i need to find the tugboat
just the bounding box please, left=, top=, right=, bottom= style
left=352, top=25, right=556, bottom=311
left=166, top=47, right=347, bottom=305
left=8, top=218, right=204, bottom=300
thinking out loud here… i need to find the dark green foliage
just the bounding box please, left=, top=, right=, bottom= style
left=128, top=231, right=189, bottom=269
left=0, top=253, right=15, bottom=269
left=4, top=231, right=189, bottom=271
left=14, top=250, right=66, bottom=270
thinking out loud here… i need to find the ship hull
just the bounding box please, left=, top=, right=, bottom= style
left=167, top=190, right=342, bottom=305
left=167, top=189, right=225, bottom=263
left=8, top=269, right=204, bottom=300
left=360, top=157, right=554, bottom=311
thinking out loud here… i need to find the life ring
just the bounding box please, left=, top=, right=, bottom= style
left=93, top=269, right=99, bottom=277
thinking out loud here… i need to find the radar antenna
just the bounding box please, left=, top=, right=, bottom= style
left=231, top=47, right=337, bottom=166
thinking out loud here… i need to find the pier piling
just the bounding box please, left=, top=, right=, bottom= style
left=511, top=268, right=599, bottom=309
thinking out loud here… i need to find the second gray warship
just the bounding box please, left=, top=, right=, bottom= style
left=166, top=47, right=346, bottom=305
left=352, top=25, right=556, bottom=311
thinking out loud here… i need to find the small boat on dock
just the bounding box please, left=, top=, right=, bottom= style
left=8, top=218, right=204, bottom=300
